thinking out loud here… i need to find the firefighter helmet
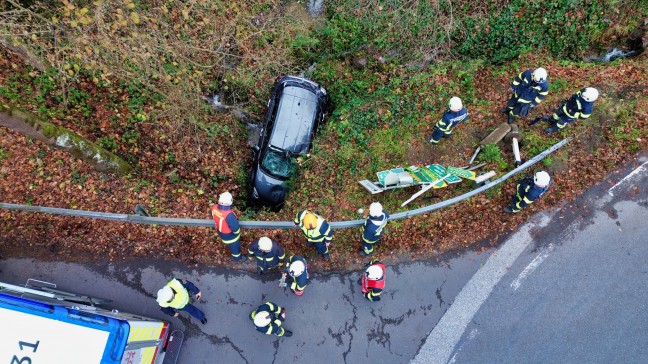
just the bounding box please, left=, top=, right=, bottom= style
left=218, top=191, right=233, bottom=205
left=449, top=97, right=463, bottom=112
left=366, top=265, right=384, bottom=280
left=582, top=87, right=599, bottom=102
left=302, top=212, right=318, bottom=230
left=532, top=67, right=548, bottom=83
left=253, top=311, right=271, bottom=327
left=369, top=202, right=383, bottom=217
left=534, top=171, right=551, bottom=187
left=258, top=237, right=272, bottom=251
left=288, top=260, right=306, bottom=277
left=156, top=286, right=174, bottom=304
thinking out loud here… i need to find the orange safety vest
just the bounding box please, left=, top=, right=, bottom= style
left=211, top=204, right=235, bottom=234
left=361, top=263, right=386, bottom=293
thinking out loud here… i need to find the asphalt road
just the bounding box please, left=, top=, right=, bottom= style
left=414, top=155, right=648, bottom=363
left=0, top=240, right=491, bottom=363
left=1, top=155, right=646, bottom=364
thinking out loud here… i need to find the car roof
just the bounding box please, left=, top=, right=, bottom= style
left=269, top=86, right=318, bottom=154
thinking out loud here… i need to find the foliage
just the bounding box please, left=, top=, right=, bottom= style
left=0, top=147, right=10, bottom=162
left=454, top=0, right=606, bottom=64
left=0, top=0, right=646, bottom=272
left=315, top=1, right=456, bottom=62
left=479, top=144, right=509, bottom=170
left=610, top=100, right=646, bottom=153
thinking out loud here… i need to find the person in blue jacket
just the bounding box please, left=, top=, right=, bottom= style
left=503, top=67, right=549, bottom=124
left=504, top=171, right=551, bottom=214
left=529, top=87, right=599, bottom=133
left=211, top=192, right=246, bottom=262
left=157, top=278, right=207, bottom=324
left=429, top=97, right=469, bottom=144
left=250, top=301, right=292, bottom=337
left=294, top=210, right=333, bottom=260
left=283, top=256, right=309, bottom=296
left=247, top=236, right=285, bottom=274
left=359, top=202, right=390, bottom=256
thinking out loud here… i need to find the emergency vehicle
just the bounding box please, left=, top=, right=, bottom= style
left=0, top=279, right=183, bottom=364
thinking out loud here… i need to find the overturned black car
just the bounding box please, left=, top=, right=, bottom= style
left=248, top=76, right=327, bottom=210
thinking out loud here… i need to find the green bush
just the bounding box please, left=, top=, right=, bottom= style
left=455, top=0, right=604, bottom=64
left=479, top=144, right=509, bottom=170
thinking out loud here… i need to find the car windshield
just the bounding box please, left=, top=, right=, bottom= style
left=261, top=146, right=293, bottom=179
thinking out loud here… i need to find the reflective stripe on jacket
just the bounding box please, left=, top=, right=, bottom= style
left=248, top=239, right=285, bottom=271
left=512, top=69, right=549, bottom=105
left=295, top=210, right=333, bottom=243
left=158, top=279, right=190, bottom=309
left=362, top=212, right=390, bottom=244
left=562, top=89, right=594, bottom=120
left=285, top=255, right=309, bottom=291
left=513, top=176, right=551, bottom=211
left=211, top=204, right=235, bottom=234
left=435, top=108, right=469, bottom=133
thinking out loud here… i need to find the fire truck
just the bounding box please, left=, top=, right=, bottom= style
left=0, top=279, right=183, bottom=364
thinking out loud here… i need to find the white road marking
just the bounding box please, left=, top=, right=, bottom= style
left=411, top=214, right=552, bottom=364
left=608, top=161, right=648, bottom=196
left=511, top=244, right=554, bottom=291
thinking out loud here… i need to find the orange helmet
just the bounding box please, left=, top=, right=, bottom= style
left=302, top=213, right=318, bottom=230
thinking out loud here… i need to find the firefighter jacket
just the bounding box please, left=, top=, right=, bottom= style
left=362, top=211, right=390, bottom=245
left=435, top=108, right=469, bottom=135
left=361, top=260, right=386, bottom=302
left=159, top=279, right=199, bottom=316
left=294, top=210, right=333, bottom=244
left=285, top=255, right=309, bottom=292
left=211, top=204, right=241, bottom=244
left=511, top=70, right=549, bottom=106
left=248, top=239, right=285, bottom=271
left=250, top=302, right=287, bottom=336
left=513, top=176, right=551, bottom=212
left=555, top=89, right=595, bottom=128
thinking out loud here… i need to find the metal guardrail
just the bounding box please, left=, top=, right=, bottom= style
left=0, top=138, right=571, bottom=229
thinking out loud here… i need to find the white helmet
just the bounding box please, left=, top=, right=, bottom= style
left=369, top=202, right=383, bottom=217
left=532, top=67, right=547, bottom=83
left=582, top=87, right=599, bottom=102
left=156, top=286, right=173, bottom=304
left=253, top=311, right=271, bottom=327
left=288, top=260, right=306, bottom=277
left=448, top=96, right=463, bottom=112
left=258, top=237, right=272, bottom=251
left=366, top=265, right=384, bottom=280
left=534, top=171, right=551, bottom=187
left=218, top=191, right=233, bottom=205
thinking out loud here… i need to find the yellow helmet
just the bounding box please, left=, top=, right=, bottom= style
left=302, top=213, right=318, bottom=230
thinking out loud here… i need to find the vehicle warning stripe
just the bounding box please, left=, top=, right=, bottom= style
left=129, top=326, right=162, bottom=342
left=140, top=347, right=156, bottom=364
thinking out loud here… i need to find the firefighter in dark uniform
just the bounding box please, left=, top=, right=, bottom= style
left=504, top=171, right=551, bottom=214
left=211, top=192, right=246, bottom=262
left=429, top=97, right=469, bottom=145
left=283, top=256, right=309, bottom=296
left=250, top=301, right=293, bottom=337
left=294, top=210, right=333, bottom=260
left=360, top=260, right=386, bottom=302
left=247, top=236, right=285, bottom=274
left=529, top=87, right=599, bottom=133
left=157, top=278, right=207, bottom=324
left=503, top=67, right=549, bottom=124
left=359, top=202, right=390, bottom=256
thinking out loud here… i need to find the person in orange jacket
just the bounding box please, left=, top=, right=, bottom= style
left=211, top=192, right=246, bottom=262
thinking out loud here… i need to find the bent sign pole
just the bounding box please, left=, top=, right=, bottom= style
left=0, top=138, right=572, bottom=229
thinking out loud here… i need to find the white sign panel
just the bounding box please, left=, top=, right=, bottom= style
left=0, top=307, right=111, bottom=364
